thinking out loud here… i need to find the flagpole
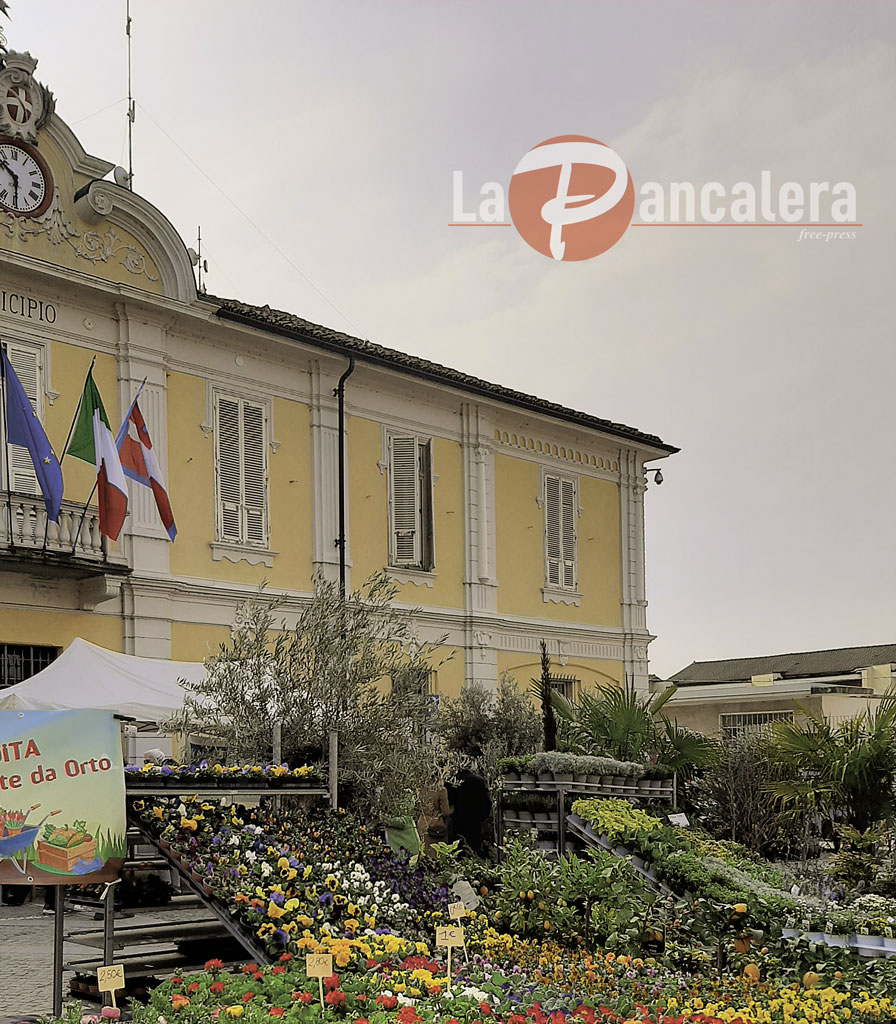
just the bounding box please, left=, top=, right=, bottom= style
left=70, top=480, right=98, bottom=555
left=0, top=343, right=14, bottom=550
left=69, top=374, right=144, bottom=555
left=115, top=376, right=147, bottom=444
left=43, top=355, right=96, bottom=552
left=59, top=355, right=95, bottom=467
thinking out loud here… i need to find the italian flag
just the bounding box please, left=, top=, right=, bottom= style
left=67, top=369, right=128, bottom=541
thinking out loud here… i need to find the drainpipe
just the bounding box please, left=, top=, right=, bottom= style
left=333, top=355, right=355, bottom=598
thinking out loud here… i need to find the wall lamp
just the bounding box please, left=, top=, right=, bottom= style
left=645, top=468, right=664, bottom=485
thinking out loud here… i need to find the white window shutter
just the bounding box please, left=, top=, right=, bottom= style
left=544, top=474, right=561, bottom=587
left=390, top=435, right=420, bottom=565
left=242, top=401, right=267, bottom=544
left=560, top=477, right=577, bottom=589
left=5, top=344, right=41, bottom=495
left=215, top=395, right=243, bottom=542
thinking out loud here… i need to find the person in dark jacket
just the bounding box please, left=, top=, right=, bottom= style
left=447, top=767, right=491, bottom=857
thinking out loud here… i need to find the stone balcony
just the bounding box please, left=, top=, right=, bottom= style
left=0, top=490, right=131, bottom=582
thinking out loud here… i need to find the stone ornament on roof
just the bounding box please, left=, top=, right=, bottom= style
left=0, top=51, right=55, bottom=144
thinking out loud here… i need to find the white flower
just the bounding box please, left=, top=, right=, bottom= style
left=245, top=850, right=257, bottom=863
left=260, top=861, right=273, bottom=877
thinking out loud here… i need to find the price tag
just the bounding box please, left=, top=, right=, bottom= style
left=447, top=901, right=467, bottom=920
left=667, top=813, right=689, bottom=827
left=96, top=965, right=125, bottom=993
left=305, top=953, right=333, bottom=978
left=436, top=925, right=465, bottom=947
left=451, top=879, right=480, bottom=910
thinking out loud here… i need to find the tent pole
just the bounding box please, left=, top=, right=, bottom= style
left=52, top=891, right=65, bottom=1017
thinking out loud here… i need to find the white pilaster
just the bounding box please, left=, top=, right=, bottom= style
left=115, top=301, right=174, bottom=657
left=461, top=403, right=498, bottom=689
left=619, top=449, right=650, bottom=693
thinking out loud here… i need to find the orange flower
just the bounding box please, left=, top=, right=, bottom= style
left=171, top=994, right=190, bottom=1010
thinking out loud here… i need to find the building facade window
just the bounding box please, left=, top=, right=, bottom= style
left=214, top=392, right=268, bottom=546
left=387, top=433, right=433, bottom=570
left=2, top=341, right=43, bottom=495
left=719, top=710, right=794, bottom=740
left=548, top=673, right=579, bottom=702
left=0, top=643, right=58, bottom=689
left=544, top=472, right=577, bottom=590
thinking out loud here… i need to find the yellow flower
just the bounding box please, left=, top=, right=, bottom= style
left=267, top=901, right=285, bottom=919
left=224, top=1006, right=243, bottom=1018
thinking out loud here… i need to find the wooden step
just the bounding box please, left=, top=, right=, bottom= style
left=67, top=919, right=228, bottom=948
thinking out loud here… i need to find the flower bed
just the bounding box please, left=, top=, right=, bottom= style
left=125, top=762, right=323, bottom=788
left=130, top=798, right=449, bottom=955
left=44, top=798, right=896, bottom=1024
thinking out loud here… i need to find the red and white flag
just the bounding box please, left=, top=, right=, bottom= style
left=116, top=392, right=176, bottom=541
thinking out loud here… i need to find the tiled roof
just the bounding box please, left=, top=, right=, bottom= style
left=209, top=295, right=678, bottom=453
left=670, top=644, right=896, bottom=685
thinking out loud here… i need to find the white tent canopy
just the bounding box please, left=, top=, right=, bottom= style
left=0, top=637, right=206, bottom=723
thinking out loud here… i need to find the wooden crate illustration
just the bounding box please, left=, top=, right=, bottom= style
left=36, top=837, right=96, bottom=872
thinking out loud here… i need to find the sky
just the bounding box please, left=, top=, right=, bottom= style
left=8, top=1, right=895, bottom=677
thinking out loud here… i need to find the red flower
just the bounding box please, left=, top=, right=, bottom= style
left=170, top=977, right=184, bottom=986
left=271, top=966, right=286, bottom=975
left=279, top=953, right=293, bottom=963
left=210, top=983, right=226, bottom=994
left=323, top=974, right=340, bottom=992
left=205, top=959, right=224, bottom=971
left=479, top=1004, right=492, bottom=1017
left=353, top=1018, right=370, bottom=1024
left=242, top=964, right=259, bottom=975
left=324, top=991, right=346, bottom=1008
left=296, top=992, right=313, bottom=1005
left=171, top=994, right=190, bottom=1010
left=397, top=1006, right=419, bottom=1024
left=242, top=993, right=255, bottom=1003
left=269, top=1011, right=285, bottom=1018
left=365, top=958, right=378, bottom=970
left=187, top=983, right=200, bottom=994
left=356, top=995, right=367, bottom=1003
left=253, top=973, right=264, bottom=982
left=376, top=995, right=398, bottom=1010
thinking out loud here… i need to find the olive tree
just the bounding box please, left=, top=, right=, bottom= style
left=169, top=571, right=447, bottom=817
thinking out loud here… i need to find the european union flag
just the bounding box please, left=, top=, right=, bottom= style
left=1, top=345, right=63, bottom=523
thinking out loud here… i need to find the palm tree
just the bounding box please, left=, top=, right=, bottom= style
left=768, top=690, right=896, bottom=836
left=551, top=681, right=715, bottom=776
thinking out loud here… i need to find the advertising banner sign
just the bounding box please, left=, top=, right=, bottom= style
left=0, top=710, right=126, bottom=884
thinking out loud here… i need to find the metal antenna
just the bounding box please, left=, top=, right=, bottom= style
left=126, top=0, right=134, bottom=188
left=197, top=226, right=208, bottom=293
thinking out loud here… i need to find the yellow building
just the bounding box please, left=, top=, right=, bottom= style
left=0, top=49, right=676, bottom=702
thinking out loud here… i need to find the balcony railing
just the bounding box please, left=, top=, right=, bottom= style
left=0, top=490, right=125, bottom=568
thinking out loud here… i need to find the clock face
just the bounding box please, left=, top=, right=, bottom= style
left=0, top=140, right=52, bottom=217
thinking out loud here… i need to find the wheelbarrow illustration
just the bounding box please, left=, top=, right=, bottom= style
left=0, top=804, right=61, bottom=874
